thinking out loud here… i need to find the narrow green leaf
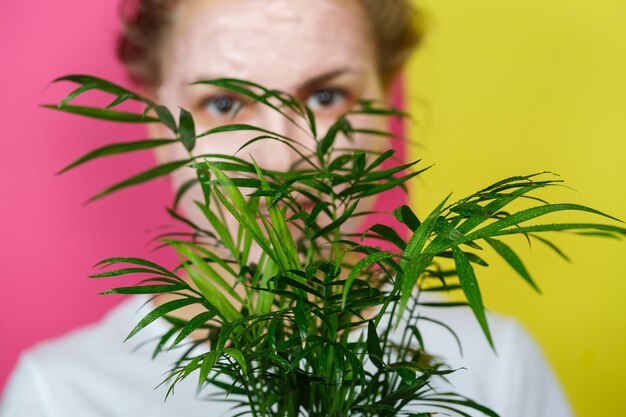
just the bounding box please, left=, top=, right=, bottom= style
left=209, top=168, right=276, bottom=264
left=293, top=307, right=309, bottom=346
left=486, top=237, right=540, bottom=293
left=174, top=243, right=242, bottom=321
left=367, top=321, right=385, bottom=369
left=89, top=267, right=165, bottom=278
left=342, top=251, right=396, bottom=308
left=52, top=74, right=144, bottom=99
left=335, top=347, right=344, bottom=390
left=41, top=104, right=158, bottom=123
left=451, top=245, right=493, bottom=349
left=179, top=107, right=196, bottom=151
left=86, top=159, right=191, bottom=203
left=199, top=351, right=219, bottom=384
left=312, top=201, right=359, bottom=240
left=93, top=257, right=174, bottom=276
left=393, top=205, right=421, bottom=232
left=318, top=117, right=349, bottom=159
left=57, top=139, right=176, bottom=175
left=99, top=284, right=186, bottom=295
left=530, top=234, right=571, bottom=262
left=125, top=297, right=198, bottom=341
left=152, top=327, right=178, bottom=360
left=365, top=224, right=407, bottom=250
left=488, top=222, right=626, bottom=237
left=154, top=105, right=177, bottom=132
left=352, top=170, right=426, bottom=199
left=467, top=203, right=622, bottom=242
left=367, top=149, right=396, bottom=172
left=224, top=347, right=247, bottom=374
left=193, top=201, right=238, bottom=259
left=169, top=311, right=216, bottom=350
left=58, top=83, right=98, bottom=107
left=105, top=94, right=132, bottom=110
left=173, top=178, right=199, bottom=210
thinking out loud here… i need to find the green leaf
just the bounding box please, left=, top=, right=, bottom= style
left=467, top=203, right=622, bottom=242
left=199, top=351, right=219, bottom=384
left=352, top=169, right=426, bottom=199
left=393, top=205, right=421, bottom=232
left=181, top=355, right=204, bottom=379
left=342, top=251, right=396, bottom=308
left=174, top=243, right=242, bottom=321
left=396, top=195, right=451, bottom=320
left=488, top=222, right=626, bottom=237
left=436, top=251, right=488, bottom=267
left=41, top=104, right=158, bottom=123
left=193, top=201, right=238, bottom=259
left=367, top=149, right=396, bottom=172
left=152, top=327, right=178, bottom=360
left=179, top=107, right=196, bottom=151
left=169, top=311, right=216, bottom=350
left=154, top=105, right=177, bottom=132
left=451, top=245, right=493, bottom=349
left=530, top=234, right=571, bottom=262
left=293, top=307, right=309, bottom=347
left=209, top=166, right=277, bottom=265
left=334, top=347, right=344, bottom=390
left=173, top=178, right=199, bottom=210
left=58, top=83, right=99, bottom=107
left=365, top=224, right=407, bottom=250
left=420, top=395, right=499, bottom=417
left=318, top=117, right=350, bottom=160
left=52, top=74, right=145, bottom=99
left=93, top=257, right=174, bottom=276
left=353, top=151, right=366, bottom=175
left=312, top=201, right=359, bottom=240
left=125, top=297, right=198, bottom=341
left=105, top=94, right=133, bottom=110
left=86, top=159, right=191, bottom=203
left=224, top=347, right=247, bottom=374
left=485, top=237, right=540, bottom=293
left=89, top=267, right=166, bottom=278
left=251, top=158, right=300, bottom=270
left=99, top=284, right=187, bottom=295
left=367, top=321, right=385, bottom=369
left=57, top=139, right=176, bottom=175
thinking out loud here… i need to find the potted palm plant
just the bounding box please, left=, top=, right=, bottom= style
left=46, top=74, right=626, bottom=416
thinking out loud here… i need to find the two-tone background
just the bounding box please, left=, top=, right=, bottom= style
left=1, top=1, right=625, bottom=415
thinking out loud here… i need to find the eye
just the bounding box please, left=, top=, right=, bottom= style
left=201, top=95, right=244, bottom=118
left=305, top=88, right=347, bottom=112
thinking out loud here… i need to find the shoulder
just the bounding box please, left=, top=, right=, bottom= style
left=411, top=303, right=575, bottom=417
left=0, top=296, right=222, bottom=417
left=14, top=295, right=152, bottom=375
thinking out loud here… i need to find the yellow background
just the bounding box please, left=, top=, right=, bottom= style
left=405, top=1, right=626, bottom=415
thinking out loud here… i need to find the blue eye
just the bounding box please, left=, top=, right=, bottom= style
left=202, top=95, right=243, bottom=118
left=306, top=89, right=346, bottom=111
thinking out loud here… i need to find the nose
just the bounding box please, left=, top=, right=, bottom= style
left=247, top=107, right=315, bottom=172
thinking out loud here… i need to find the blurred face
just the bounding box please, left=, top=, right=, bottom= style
left=149, top=0, right=389, bottom=261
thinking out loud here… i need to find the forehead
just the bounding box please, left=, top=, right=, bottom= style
left=161, top=0, right=375, bottom=91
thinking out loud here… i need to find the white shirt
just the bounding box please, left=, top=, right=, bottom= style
left=0, top=295, right=574, bottom=416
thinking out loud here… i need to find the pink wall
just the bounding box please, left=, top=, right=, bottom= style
left=0, top=1, right=175, bottom=390
left=0, top=1, right=405, bottom=392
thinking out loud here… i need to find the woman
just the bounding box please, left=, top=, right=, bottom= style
left=0, top=0, right=574, bottom=415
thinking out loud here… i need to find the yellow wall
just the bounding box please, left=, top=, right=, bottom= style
left=405, top=1, right=626, bottom=415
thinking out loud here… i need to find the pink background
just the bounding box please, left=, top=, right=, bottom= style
left=0, top=1, right=405, bottom=391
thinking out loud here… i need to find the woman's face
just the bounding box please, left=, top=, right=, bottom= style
left=149, top=0, right=389, bottom=260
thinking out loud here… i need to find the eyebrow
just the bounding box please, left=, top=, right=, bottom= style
left=187, top=68, right=358, bottom=94
left=296, top=68, right=357, bottom=94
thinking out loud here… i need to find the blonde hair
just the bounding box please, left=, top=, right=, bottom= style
left=117, top=0, right=424, bottom=90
